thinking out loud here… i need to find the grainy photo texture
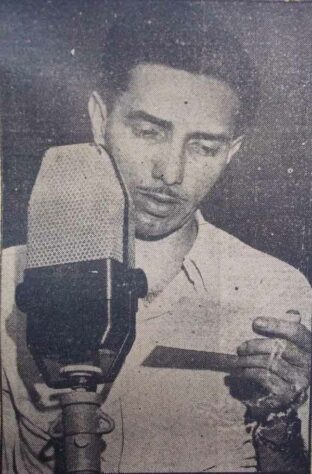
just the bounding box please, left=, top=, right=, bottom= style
left=1, top=1, right=311, bottom=472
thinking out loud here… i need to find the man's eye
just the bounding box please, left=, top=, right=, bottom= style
left=187, top=141, right=220, bottom=157
left=131, top=124, right=163, bottom=140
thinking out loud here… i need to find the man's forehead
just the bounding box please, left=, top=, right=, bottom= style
left=117, top=64, right=240, bottom=135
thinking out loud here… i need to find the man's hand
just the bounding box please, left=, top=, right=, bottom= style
left=234, top=316, right=311, bottom=413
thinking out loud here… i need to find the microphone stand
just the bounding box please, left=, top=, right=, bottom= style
left=16, top=261, right=148, bottom=473
left=49, top=366, right=114, bottom=474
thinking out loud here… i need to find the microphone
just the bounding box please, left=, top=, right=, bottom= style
left=16, top=143, right=147, bottom=389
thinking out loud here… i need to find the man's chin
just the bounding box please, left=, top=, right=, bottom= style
left=134, top=213, right=181, bottom=241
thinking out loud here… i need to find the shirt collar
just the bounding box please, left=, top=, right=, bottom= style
left=138, top=210, right=217, bottom=318
left=181, top=210, right=215, bottom=295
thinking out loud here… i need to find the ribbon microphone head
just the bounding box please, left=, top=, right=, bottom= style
left=27, top=143, right=135, bottom=269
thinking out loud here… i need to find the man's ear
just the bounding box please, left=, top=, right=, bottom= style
left=226, top=135, right=244, bottom=164
left=88, top=91, right=108, bottom=146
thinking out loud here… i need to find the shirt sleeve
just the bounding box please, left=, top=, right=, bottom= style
left=1, top=246, right=55, bottom=473
left=2, top=368, right=19, bottom=473
left=2, top=368, right=55, bottom=474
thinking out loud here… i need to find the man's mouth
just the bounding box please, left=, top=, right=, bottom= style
left=136, top=187, right=185, bottom=217
left=136, top=187, right=185, bottom=204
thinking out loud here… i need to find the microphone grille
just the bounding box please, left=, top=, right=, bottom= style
left=27, top=144, right=135, bottom=268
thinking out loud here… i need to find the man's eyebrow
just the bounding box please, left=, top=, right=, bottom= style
left=189, top=132, right=231, bottom=143
left=126, top=110, right=172, bottom=129
left=126, top=111, right=231, bottom=142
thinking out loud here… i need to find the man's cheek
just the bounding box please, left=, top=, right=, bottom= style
left=184, top=177, right=211, bottom=205
left=129, top=166, right=148, bottom=187
left=196, top=171, right=222, bottom=198
left=110, top=151, right=138, bottom=186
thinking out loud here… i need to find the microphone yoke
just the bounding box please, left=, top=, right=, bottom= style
left=16, top=258, right=147, bottom=388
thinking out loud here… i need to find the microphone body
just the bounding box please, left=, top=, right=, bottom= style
left=15, top=143, right=147, bottom=389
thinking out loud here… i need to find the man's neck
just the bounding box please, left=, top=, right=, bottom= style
left=135, top=216, right=198, bottom=298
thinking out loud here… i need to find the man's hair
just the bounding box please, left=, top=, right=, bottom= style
left=99, top=4, right=260, bottom=136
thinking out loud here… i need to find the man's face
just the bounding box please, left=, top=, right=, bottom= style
left=98, top=64, right=242, bottom=239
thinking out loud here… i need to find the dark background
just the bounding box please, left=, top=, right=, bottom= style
left=1, top=0, right=311, bottom=282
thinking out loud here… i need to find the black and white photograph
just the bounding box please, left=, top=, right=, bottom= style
left=1, top=1, right=311, bottom=472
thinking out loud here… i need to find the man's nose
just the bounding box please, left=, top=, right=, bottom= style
left=152, top=140, right=185, bottom=185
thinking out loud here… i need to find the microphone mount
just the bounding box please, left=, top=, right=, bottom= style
left=16, top=258, right=147, bottom=388
left=47, top=366, right=115, bottom=474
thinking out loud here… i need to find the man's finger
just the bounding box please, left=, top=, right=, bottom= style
left=253, top=318, right=312, bottom=352
left=237, top=338, right=311, bottom=368
left=238, top=338, right=279, bottom=355
left=232, top=368, right=294, bottom=404
left=282, top=345, right=311, bottom=368
left=235, top=354, right=309, bottom=387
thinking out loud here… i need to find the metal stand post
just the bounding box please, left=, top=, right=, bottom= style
left=50, top=366, right=114, bottom=473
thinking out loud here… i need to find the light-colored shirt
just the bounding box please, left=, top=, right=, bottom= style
left=2, top=212, right=311, bottom=473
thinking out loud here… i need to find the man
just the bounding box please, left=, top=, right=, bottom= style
left=2, top=6, right=311, bottom=473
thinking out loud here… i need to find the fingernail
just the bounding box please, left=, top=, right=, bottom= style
left=238, top=342, right=247, bottom=352
left=255, top=317, right=268, bottom=328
